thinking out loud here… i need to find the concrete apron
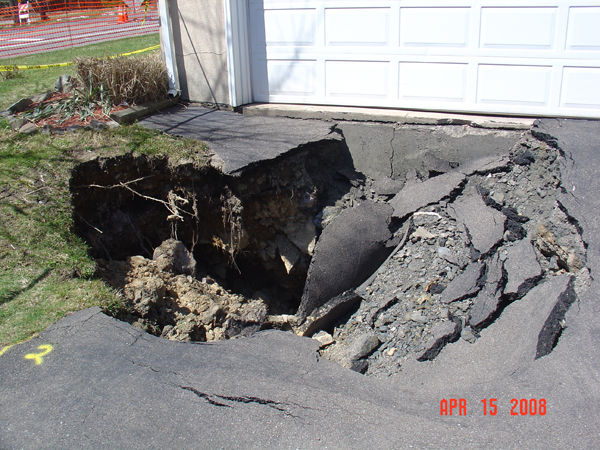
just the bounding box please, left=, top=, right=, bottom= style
left=242, top=103, right=536, bottom=179
left=242, top=103, right=535, bottom=129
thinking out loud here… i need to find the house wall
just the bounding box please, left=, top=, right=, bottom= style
left=168, top=0, right=230, bottom=105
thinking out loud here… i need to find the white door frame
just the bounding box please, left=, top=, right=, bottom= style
left=225, top=0, right=253, bottom=106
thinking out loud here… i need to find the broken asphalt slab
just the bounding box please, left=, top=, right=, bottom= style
left=298, top=201, right=393, bottom=320
left=400, top=274, right=581, bottom=388
left=440, top=261, right=485, bottom=304
left=503, top=238, right=543, bottom=297
left=399, top=119, right=600, bottom=445
left=468, top=253, right=504, bottom=329
left=141, top=106, right=519, bottom=182
left=449, top=193, right=506, bottom=255
left=0, top=284, right=596, bottom=448
left=140, top=105, right=342, bottom=175
left=337, top=122, right=520, bottom=180
left=389, top=171, right=466, bottom=219
left=533, top=119, right=600, bottom=276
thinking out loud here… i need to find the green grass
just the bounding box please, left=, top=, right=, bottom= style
left=0, top=121, right=209, bottom=346
left=0, top=33, right=159, bottom=110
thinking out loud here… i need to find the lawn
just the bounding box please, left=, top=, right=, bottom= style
left=0, top=33, right=159, bottom=110
left=0, top=31, right=206, bottom=348
left=0, top=103, right=209, bottom=348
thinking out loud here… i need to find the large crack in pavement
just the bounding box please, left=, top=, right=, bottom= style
left=65, top=119, right=592, bottom=378
left=2, top=118, right=600, bottom=447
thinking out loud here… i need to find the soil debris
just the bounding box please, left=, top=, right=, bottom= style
left=100, top=241, right=267, bottom=342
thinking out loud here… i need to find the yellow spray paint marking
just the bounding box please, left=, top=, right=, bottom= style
left=24, top=344, right=53, bottom=365
left=0, top=344, right=15, bottom=358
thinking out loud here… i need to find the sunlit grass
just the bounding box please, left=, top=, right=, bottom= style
left=0, top=33, right=159, bottom=110
left=0, top=123, right=209, bottom=346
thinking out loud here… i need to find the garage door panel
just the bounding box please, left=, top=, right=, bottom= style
left=561, top=67, right=600, bottom=108
left=267, top=60, right=318, bottom=96
left=326, top=61, right=390, bottom=97
left=478, top=65, right=552, bottom=105
left=399, top=7, right=470, bottom=47
left=264, top=9, right=317, bottom=45
left=480, top=7, right=557, bottom=49
left=325, top=8, right=391, bottom=46
left=566, top=7, right=600, bottom=50
left=249, top=0, right=600, bottom=117
left=399, top=62, right=468, bottom=102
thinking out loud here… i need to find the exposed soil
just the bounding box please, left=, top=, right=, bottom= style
left=100, top=240, right=268, bottom=342
left=70, top=125, right=589, bottom=376
left=71, top=138, right=356, bottom=339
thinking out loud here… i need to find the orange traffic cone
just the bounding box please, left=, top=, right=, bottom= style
left=117, top=4, right=128, bottom=23
left=18, top=1, right=30, bottom=24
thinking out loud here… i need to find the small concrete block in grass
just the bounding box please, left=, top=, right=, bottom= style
left=110, top=97, right=179, bottom=124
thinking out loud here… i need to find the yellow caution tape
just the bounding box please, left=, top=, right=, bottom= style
left=114, top=44, right=160, bottom=57
left=0, top=61, right=72, bottom=71
left=0, top=44, right=160, bottom=72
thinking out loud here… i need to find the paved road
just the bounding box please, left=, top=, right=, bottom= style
left=0, top=13, right=158, bottom=59
left=0, top=118, right=598, bottom=448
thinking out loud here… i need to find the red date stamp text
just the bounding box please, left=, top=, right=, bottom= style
left=440, top=398, right=547, bottom=416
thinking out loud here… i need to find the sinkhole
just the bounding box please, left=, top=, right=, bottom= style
left=70, top=123, right=586, bottom=375
left=70, top=138, right=372, bottom=341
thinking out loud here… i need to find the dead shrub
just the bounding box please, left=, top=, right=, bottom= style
left=75, top=53, right=168, bottom=106
left=1, top=66, right=23, bottom=81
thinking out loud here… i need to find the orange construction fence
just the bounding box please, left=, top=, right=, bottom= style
left=0, top=1, right=159, bottom=59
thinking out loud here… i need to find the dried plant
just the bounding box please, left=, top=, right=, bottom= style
left=23, top=81, right=111, bottom=124
left=1, top=66, right=22, bottom=80
left=75, top=53, right=168, bottom=106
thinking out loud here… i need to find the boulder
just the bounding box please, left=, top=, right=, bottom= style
left=152, top=239, right=196, bottom=276
left=324, top=329, right=381, bottom=373
left=18, top=122, right=38, bottom=135
left=7, top=98, right=33, bottom=114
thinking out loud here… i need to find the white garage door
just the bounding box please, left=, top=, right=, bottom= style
left=248, top=0, right=600, bottom=118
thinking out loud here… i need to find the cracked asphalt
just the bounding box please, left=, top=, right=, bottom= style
left=1, top=119, right=599, bottom=448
